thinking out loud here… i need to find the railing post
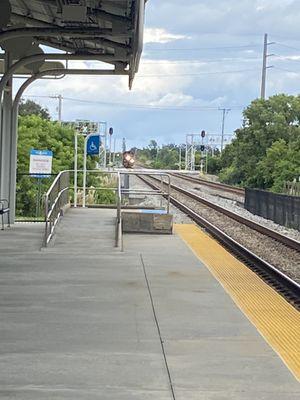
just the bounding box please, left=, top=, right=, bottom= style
left=44, top=192, right=49, bottom=247
left=167, top=174, right=171, bottom=214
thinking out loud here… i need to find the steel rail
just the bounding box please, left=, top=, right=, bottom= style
left=170, top=172, right=245, bottom=196
left=138, top=175, right=300, bottom=309
left=149, top=175, right=300, bottom=252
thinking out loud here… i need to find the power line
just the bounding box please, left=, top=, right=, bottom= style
left=141, top=58, right=261, bottom=65
left=274, top=66, right=300, bottom=74
left=144, top=44, right=262, bottom=52
left=275, top=42, right=300, bottom=52
left=24, top=94, right=245, bottom=112
left=137, top=68, right=260, bottom=77
left=63, top=97, right=243, bottom=111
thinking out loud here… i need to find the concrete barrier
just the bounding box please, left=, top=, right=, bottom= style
left=122, top=210, right=173, bottom=234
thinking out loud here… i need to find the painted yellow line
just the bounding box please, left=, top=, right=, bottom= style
left=175, top=224, right=300, bottom=381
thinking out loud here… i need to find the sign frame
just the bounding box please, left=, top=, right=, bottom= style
left=29, top=149, right=53, bottom=178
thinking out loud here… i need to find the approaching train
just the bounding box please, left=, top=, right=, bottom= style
left=122, top=150, right=135, bottom=168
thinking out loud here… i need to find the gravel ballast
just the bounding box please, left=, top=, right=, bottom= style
left=170, top=174, right=300, bottom=243
left=139, top=174, right=300, bottom=284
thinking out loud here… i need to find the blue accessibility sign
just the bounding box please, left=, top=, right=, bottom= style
left=87, top=135, right=100, bottom=155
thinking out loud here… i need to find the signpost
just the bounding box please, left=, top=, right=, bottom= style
left=29, top=149, right=53, bottom=218
left=73, top=120, right=107, bottom=208
left=82, top=133, right=101, bottom=208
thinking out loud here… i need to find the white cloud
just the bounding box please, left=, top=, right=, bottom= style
left=144, top=28, right=189, bottom=44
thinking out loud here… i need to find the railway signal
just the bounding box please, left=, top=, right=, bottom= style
left=108, top=127, right=113, bottom=166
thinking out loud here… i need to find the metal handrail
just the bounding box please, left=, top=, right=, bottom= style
left=44, top=170, right=70, bottom=247
left=43, top=169, right=171, bottom=248
left=121, top=171, right=171, bottom=213
left=115, top=172, right=122, bottom=249
left=43, top=169, right=122, bottom=247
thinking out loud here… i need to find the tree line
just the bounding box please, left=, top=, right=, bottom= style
left=136, top=94, right=300, bottom=193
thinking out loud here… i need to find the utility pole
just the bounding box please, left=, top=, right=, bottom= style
left=219, top=108, right=231, bottom=152
left=50, top=94, right=63, bottom=124
left=179, top=146, right=182, bottom=170
left=122, top=137, right=126, bottom=153
left=58, top=94, right=62, bottom=124
left=261, top=33, right=275, bottom=100
left=113, top=138, right=116, bottom=165
left=261, top=33, right=268, bottom=100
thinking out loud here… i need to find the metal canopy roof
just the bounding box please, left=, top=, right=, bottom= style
left=0, top=0, right=146, bottom=86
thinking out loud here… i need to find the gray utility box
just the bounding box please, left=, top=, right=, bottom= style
left=122, top=210, right=173, bottom=234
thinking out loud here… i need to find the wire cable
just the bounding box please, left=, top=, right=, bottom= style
left=23, top=95, right=245, bottom=112
left=144, top=44, right=262, bottom=52
left=137, top=68, right=260, bottom=78
left=275, top=42, right=300, bottom=52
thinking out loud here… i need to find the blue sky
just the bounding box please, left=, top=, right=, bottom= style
left=17, top=0, right=300, bottom=149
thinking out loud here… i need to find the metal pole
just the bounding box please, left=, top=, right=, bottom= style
left=261, top=33, right=268, bottom=100
left=83, top=135, right=88, bottom=208
left=185, top=135, right=188, bottom=170
left=179, top=147, right=181, bottom=170
left=74, top=132, right=78, bottom=207
left=191, top=135, right=195, bottom=171
left=220, top=108, right=230, bottom=152
left=113, top=138, right=116, bottom=166
left=109, top=134, right=112, bottom=167
left=58, top=94, right=62, bottom=124
left=104, top=123, right=107, bottom=168
left=221, top=109, right=226, bottom=152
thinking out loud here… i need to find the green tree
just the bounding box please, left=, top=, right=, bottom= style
left=207, top=156, right=222, bottom=175
left=219, top=94, right=300, bottom=190
left=19, top=99, right=51, bottom=120
left=16, top=115, right=113, bottom=218
left=257, top=138, right=300, bottom=192
left=148, top=139, right=158, bottom=159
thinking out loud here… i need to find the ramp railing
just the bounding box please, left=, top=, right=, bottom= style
left=44, top=170, right=70, bottom=247
left=120, top=171, right=171, bottom=213
left=43, top=170, right=171, bottom=248
left=115, top=172, right=122, bottom=249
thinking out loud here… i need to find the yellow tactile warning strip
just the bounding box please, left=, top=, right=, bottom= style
left=175, top=224, right=300, bottom=381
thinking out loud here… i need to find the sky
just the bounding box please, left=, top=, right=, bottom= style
left=12, top=0, right=300, bottom=149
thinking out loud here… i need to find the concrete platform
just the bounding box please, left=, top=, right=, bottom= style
left=0, top=208, right=299, bottom=399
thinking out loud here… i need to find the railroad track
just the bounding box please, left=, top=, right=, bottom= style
left=138, top=174, right=300, bottom=310
left=170, top=172, right=245, bottom=197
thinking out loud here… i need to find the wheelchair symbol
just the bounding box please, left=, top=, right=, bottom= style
left=89, top=141, right=97, bottom=151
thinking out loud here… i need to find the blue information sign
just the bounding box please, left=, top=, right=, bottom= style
left=29, top=149, right=53, bottom=178
left=87, top=135, right=100, bottom=155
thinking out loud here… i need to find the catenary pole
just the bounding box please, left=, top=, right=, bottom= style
left=220, top=108, right=231, bottom=152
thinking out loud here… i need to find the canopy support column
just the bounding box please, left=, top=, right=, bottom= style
left=0, top=51, right=14, bottom=220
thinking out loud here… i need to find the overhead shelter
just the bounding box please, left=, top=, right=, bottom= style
left=0, top=0, right=146, bottom=222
